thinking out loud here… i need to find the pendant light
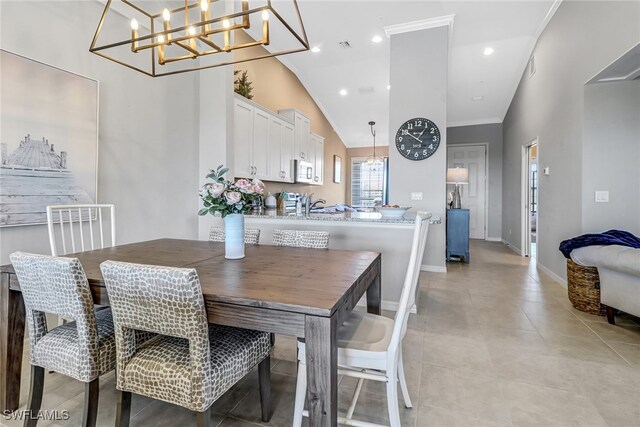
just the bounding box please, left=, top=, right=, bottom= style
left=366, top=121, right=384, bottom=170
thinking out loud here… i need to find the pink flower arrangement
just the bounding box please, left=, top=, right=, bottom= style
left=198, top=165, right=265, bottom=218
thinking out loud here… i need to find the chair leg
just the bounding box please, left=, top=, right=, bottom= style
left=82, top=378, right=99, bottom=427
left=397, top=348, right=413, bottom=409
left=24, top=365, right=44, bottom=427
left=115, top=390, right=132, bottom=427
left=196, top=408, right=211, bottom=427
left=606, top=306, right=616, bottom=325
left=258, top=355, right=273, bottom=422
left=293, top=361, right=307, bottom=427
left=386, top=366, right=402, bottom=427
left=270, top=333, right=276, bottom=347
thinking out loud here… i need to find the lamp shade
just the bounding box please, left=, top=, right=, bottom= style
left=446, top=167, right=469, bottom=184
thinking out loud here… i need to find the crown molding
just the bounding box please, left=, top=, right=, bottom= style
left=384, top=14, right=455, bottom=38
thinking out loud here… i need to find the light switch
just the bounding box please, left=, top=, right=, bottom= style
left=595, top=191, right=609, bottom=203
left=411, top=192, right=423, bottom=201
left=543, top=167, right=550, bottom=175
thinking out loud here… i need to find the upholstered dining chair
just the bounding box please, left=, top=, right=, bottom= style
left=9, top=252, right=118, bottom=427
left=272, top=229, right=330, bottom=249
left=292, top=212, right=431, bottom=427
left=100, top=261, right=272, bottom=427
left=209, top=226, right=261, bottom=245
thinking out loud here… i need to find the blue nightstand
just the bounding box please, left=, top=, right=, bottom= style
left=447, top=209, right=470, bottom=262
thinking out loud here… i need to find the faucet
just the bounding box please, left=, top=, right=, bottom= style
left=310, top=199, right=326, bottom=210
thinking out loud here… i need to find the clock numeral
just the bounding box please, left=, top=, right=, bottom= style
left=398, top=136, right=403, bottom=142
left=401, top=129, right=409, bottom=135
left=428, top=144, right=434, bottom=150
left=423, top=150, right=428, bottom=155
left=406, top=149, right=411, bottom=155
left=407, top=123, right=413, bottom=130
left=414, top=152, right=419, bottom=158
left=400, top=144, right=405, bottom=150
left=415, top=120, right=422, bottom=127
left=433, top=136, right=438, bottom=142
left=430, top=128, right=435, bottom=134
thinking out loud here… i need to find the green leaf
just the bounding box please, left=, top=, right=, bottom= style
left=198, top=208, right=208, bottom=216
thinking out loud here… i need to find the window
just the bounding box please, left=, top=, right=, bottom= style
left=350, top=157, right=389, bottom=207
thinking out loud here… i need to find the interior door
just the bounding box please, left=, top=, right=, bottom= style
left=447, top=145, right=487, bottom=239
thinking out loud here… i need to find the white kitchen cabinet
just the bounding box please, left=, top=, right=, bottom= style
left=281, top=122, right=295, bottom=182
left=252, top=108, right=270, bottom=180
left=278, top=109, right=311, bottom=162
left=267, top=117, right=283, bottom=182
left=310, top=133, right=324, bottom=185
left=233, top=98, right=254, bottom=178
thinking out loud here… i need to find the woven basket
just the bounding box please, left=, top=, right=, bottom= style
left=567, top=259, right=606, bottom=316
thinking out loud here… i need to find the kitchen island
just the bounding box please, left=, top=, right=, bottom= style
left=212, top=210, right=440, bottom=312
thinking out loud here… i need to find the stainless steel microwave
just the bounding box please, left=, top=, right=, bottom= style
left=294, top=160, right=313, bottom=184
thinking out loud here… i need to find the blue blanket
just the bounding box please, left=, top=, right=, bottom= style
left=559, top=230, right=640, bottom=258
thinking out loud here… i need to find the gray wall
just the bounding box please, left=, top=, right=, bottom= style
left=448, top=123, right=503, bottom=240
left=501, top=1, right=640, bottom=280
left=583, top=81, right=640, bottom=234
left=389, top=26, right=448, bottom=269
left=0, top=1, right=201, bottom=264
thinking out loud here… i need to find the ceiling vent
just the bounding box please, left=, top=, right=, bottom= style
left=338, top=41, right=352, bottom=49
left=528, top=55, right=536, bottom=78
left=358, top=86, right=375, bottom=95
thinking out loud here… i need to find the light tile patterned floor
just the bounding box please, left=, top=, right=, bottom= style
left=2, top=241, right=639, bottom=426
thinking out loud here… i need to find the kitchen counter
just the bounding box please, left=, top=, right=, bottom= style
left=245, top=209, right=441, bottom=226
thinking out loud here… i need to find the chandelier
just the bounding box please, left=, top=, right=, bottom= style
left=366, top=121, right=385, bottom=170
left=90, top=0, right=309, bottom=77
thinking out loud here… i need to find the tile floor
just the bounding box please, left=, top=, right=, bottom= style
left=2, top=241, right=639, bottom=427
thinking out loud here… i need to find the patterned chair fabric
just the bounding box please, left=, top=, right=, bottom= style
left=100, top=261, right=271, bottom=412
left=209, top=226, right=261, bottom=245
left=272, top=229, right=330, bottom=249
left=9, top=252, right=115, bottom=382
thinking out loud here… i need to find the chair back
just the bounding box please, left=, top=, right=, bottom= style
left=9, top=252, right=100, bottom=374
left=100, top=261, right=211, bottom=395
left=388, top=212, right=431, bottom=355
left=47, top=204, right=115, bottom=256
left=209, top=227, right=261, bottom=245
left=272, top=229, right=329, bottom=249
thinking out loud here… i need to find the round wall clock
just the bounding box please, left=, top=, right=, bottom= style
left=395, top=117, right=441, bottom=161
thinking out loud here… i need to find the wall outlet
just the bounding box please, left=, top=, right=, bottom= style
left=543, top=167, right=550, bottom=175
left=595, top=191, right=609, bottom=203
left=411, top=192, right=423, bottom=201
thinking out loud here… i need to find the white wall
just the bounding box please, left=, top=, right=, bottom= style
left=582, top=81, right=640, bottom=235
left=501, top=1, right=640, bottom=280
left=389, top=26, right=448, bottom=269
left=0, top=1, right=202, bottom=264
left=448, top=123, right=503, bottom=240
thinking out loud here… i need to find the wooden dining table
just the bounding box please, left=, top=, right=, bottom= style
left=0, top=238, right=381, bottom=426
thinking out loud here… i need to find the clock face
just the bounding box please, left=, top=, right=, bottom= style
left=395, top=118, right=440, bottom=161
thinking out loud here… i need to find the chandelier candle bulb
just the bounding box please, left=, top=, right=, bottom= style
left=157, top=35, right=165, bottom=64
left=200, top=0, right=210, bottom=34
left=162, top=9, right=172, bottom=42
left=188, top=27, right=197, bottom=50
left=223, top=19, right=231, bottom=51
left=242, top=0, right=250, bottom=28
left=130, top=18, right=139, bottom=52
left=262, top=10, right=270, bottom=45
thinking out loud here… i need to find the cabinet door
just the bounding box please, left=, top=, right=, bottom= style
left=234, top=99, right=253, bottom=178
left=268, top=117, right=283, bottom=182
left=252, top=108, right=270, bottom=180
left=281, top=123, right=295, bottom=182
left=314, top=136, right=324, bottom=185
left=295, top=112, right=310, bottom=161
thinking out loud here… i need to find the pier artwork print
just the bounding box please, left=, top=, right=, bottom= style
left=0, top=50, right=98, bottom=227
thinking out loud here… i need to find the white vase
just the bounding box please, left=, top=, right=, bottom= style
left=224, top=213, right=245, bottom=259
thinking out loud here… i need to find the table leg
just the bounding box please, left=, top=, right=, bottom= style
left=305, top=315, right=337, bottom=427
left=1, top=273, right=25, bottom=412
left=366, top=260, right=382, bottom=315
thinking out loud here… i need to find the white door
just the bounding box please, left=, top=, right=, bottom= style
left=233, top=99, right=253, bottom=178
left=447, top=145, right=487, bottom=239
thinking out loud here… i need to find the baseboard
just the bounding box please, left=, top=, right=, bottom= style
left=355, top=299, right=417, bottom=314
left=421, top=264, right=447, bottom=273
left=536, top=262, right=567, bottom=288
left=502, top=239, right=522, bottom=255
left=486, top=237, right=502, bottom=242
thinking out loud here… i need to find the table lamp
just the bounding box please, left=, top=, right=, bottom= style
left=446, top=167, right=469, bottom=209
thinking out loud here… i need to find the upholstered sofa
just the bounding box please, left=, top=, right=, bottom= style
left=571, top=245, right=640, bottom=324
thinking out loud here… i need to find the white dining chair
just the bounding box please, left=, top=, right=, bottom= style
left=293, top=212, right=431, bottom=427
left=47, top=204, right=116, bottom=256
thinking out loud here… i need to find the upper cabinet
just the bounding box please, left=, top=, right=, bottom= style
left=278, top=109, right=311, bottom=162
left=233, top=96, right=322, bottom=184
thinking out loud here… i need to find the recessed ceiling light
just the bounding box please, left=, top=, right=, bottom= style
left=483, top=47, right=494, bottom=56
left=371, top=35, right=383, bottom=43
left=472, top=96, right=484, bottom=101
left=339, top=89, right=348, bottom=96
left=387, top=84, right=391, bottom=90
left=311, top=46, right=321, bottom=53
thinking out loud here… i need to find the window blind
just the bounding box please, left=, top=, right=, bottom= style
left=351, top=157, right=389, bottom=207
